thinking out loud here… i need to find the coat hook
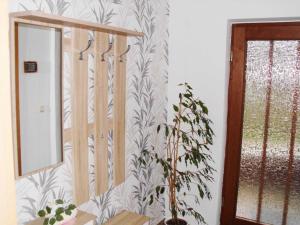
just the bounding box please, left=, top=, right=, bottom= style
left=79, top=39, right=93, bottom=61
left=101, top=42, right=113, bottom=62
left=119, top=45, right=131, bottom=63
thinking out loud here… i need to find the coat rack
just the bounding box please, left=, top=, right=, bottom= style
left=10, top=11, right=143, bottom=205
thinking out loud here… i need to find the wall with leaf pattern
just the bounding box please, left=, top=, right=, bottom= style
left=9, top=0, right=169, bottom=224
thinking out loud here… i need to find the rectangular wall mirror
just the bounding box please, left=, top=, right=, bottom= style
left=13, top=22, right=63, bottom=177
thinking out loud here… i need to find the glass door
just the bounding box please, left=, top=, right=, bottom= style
left=221, top=24, right=300, bottom=225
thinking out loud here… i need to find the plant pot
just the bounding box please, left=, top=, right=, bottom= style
left=165, top=218, right=187, bottom=225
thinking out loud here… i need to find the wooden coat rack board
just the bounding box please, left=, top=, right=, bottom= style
left=10, top=11, right=143, bottom=205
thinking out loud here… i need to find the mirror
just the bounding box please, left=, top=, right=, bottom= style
left=14, top=23, right=63, bottom=177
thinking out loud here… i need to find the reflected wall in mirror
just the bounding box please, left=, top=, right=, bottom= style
left=14, top=22, right=63, bottom=177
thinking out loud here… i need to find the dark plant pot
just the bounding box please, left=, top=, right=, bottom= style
left=165, top=218, right=187, bottom=225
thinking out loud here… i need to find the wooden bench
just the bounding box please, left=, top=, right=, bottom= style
left=102, top=211, right=150, bottom=225
left=27, top=210, right=151, bottom=225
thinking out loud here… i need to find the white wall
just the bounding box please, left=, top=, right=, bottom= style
left=169, top=1, right=300, bottom=224
left=0, top=0, right=17, bottom=223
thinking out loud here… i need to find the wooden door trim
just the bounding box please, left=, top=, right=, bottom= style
left=234, top=22, right=300, bottom=40
left=221, top=24, right=247, bottom=225
left=235, top=218, right=267, bottom=225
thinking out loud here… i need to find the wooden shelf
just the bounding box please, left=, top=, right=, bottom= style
left=10, top=11, right=143, bottom=37
left=102, top=211, right=150, bottom=225
left=26, top=210, right=96, bottom=225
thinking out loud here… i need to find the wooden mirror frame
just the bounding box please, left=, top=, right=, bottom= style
left=10, top=19, right=64, bottom=179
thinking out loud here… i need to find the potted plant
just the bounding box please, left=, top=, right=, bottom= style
left=37, top=199, right=77, bottom=225
left=139, top=83, right=215, bottom=225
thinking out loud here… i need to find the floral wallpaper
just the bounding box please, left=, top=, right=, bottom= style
left=10, top=0, right=169, bottom=224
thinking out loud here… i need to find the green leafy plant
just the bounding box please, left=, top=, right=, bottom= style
left=37, top=199, right=76, bottom=225
left=139, top=83, right=215, bottom=224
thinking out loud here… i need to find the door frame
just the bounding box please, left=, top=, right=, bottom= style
left=221, top=22, right=300, bottom=225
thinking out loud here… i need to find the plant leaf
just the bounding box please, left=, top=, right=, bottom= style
left=38, top=210, right=46, bottom=217
left=173, top=104, right=179, bottom=112
left=46, top=206, right=51, bottom=214
left=55, top=207, right=64, bottom=215
left=68, top=204, right=76, bottom=210
left=43, top=218, right=49, bottom=225
left=49, top=218, right=56, bottom=225
left=56, top=214, right=64, bottom=221
left=55, top=199, right=64, bottom=204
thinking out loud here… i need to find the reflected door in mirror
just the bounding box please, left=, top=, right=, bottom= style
left=16, top=23, right=63, bottom=176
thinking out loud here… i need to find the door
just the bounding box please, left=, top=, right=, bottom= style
left=221, top=23, right=300, bottom=225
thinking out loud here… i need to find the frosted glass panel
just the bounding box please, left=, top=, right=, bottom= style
left=237, top=41, right=269, bottom=220
left=236, top=41, right=300, bottom=225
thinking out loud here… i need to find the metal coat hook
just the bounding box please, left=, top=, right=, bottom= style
left=101, top=42, right=113, bottom=62
left=79, top=39, right=93, bottom=60
left=119, top=45, right=131, bottom=62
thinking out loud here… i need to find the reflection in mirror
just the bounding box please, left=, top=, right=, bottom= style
left=16, top=23, right=63, bottom=176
